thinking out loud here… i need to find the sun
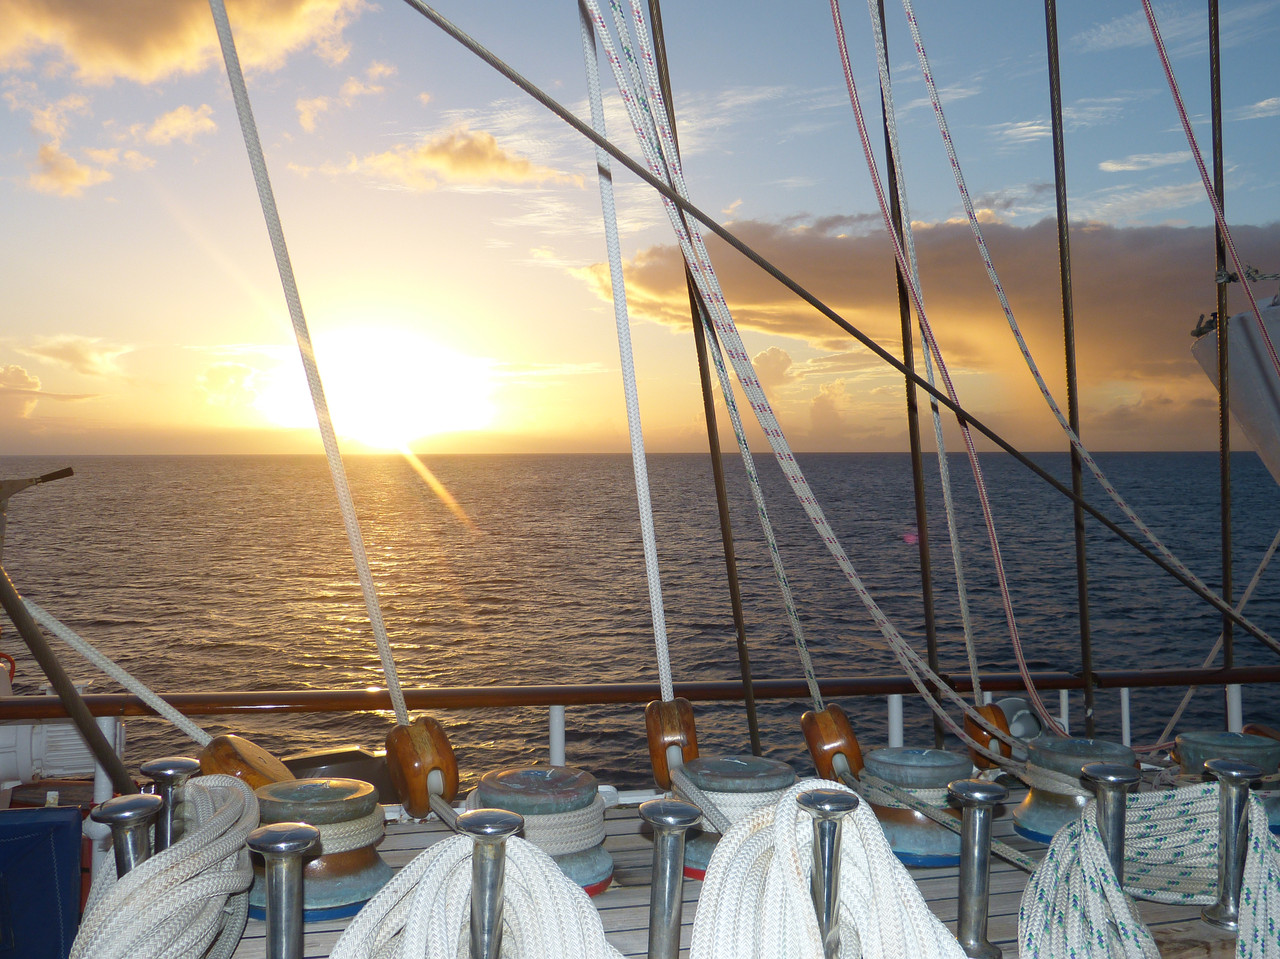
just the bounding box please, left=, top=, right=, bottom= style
left=254, top=326, right=496, bottom=449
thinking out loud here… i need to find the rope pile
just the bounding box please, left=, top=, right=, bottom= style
left=1019, top=783, right=1280, bottom=958
left=690, top=779, right=964, bottom=959
left=70, top=775, right=257, bottom=959
left=464, top=790, right=607, bottom=858
left=329, top=834, right=622, bottom=959
left=671, top=766, right=789, bottom=836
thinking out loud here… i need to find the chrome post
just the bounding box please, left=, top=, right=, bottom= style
left=247, top=822, right=320, bottom=959
left=1202, top=757, right=1262, bottom=931
left=139, top=756, right=201, bottom=852
left=797, top=788, right=860, bottom=959
left=90, top=792, right=165, bottom=878
left=639, top=798, right=702, bottom=959
left=1082, top=762, right=1140, bottom=886
left=949, top=779, right=1007, bottom=959
left=457, top=808, right=523, bottom=959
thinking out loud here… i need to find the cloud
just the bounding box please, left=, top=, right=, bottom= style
left=296, top=60, right=393, bottom=131
left=0, top=364, right=96, bottom=419
left=988, top=119, right=1051, bottom=146
left=29, top=141, right=111, bottom=195
left=753, top=347, right=795, bottom=392
left=0, top=0, right=367, bottom=85
left=199, top=362, right=261, bottom=406
left=347, top=126, right=582, bottom=191
left=21, top=335, right=131, bottom=375
left=145, top=103, right=215, bottom=145
left=1070, top=2, right=1278, bottom=56
left=1232, top=97, right=1280, bottom=121
left=1099, top=151, right=1191, bottom=173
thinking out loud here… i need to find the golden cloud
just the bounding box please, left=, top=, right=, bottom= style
left=21, top=334, right=131, bottom=374
left=145, top=103, right=216, bottom=145
left=351, top=126, right=582, bottom=190
left=0, top=0, right=367, bottom=85
left=30, top=142, right=111, bottom=196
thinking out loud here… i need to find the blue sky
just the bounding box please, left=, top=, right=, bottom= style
left=1, top=0, right=1278, bottom=454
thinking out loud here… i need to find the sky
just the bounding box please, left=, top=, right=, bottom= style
left=1, top=0, right=1279, bottom=456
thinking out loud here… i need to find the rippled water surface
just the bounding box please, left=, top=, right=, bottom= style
left=2, top=452, right=1278, bottom=788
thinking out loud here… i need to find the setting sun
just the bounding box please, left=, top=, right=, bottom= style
left=255, top=327, right=497, bottom=449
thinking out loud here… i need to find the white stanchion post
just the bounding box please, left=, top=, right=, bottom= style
left=1120, top=688, right=1131, bottom=747
left=1058, top=690, right=1069, bottom=735
left=86, top=716, right=123, bottom=875
left=887, top=695, right=904, bottom=748
left=1226, top=685, right=1243, bottom=733
left=549, top=705, right=566, bottom=767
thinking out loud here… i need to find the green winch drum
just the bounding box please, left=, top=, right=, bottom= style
left=1176, top=731, right=1280, bottom=835
left=249, top=777, right=392, bottom=921
left=475, top=765, right=614, bottom=896
left=1013, top=737, right=1136, bottom=843
left=862, top=747, right=973, bottom=866
left=677, top=755, right=796, bottom=880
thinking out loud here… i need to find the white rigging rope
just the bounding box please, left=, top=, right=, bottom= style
left=205, top=0, right=409, bottom=727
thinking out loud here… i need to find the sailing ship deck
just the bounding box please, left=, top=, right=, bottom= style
left=230, top=797, right=1234, bottom=959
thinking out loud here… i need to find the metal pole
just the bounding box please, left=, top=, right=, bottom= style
left=548, top=705, right=566, bottom=767
left=1209, top=0, right=1234, bottom=703
left=1201, top=757, right=1261, bottom=931
left=247, top=822, right=320, bottom=959
left=797, top=789, right=860, bottom=959
left=949, top=779, right=1007, bottom=959
left=1043, top=0, right=1095, bottom=737
left=1082, top=763, right=1139, bottom=885
left=457, top=808, right=523, bottom=959
left=90, top=793, right=165, bottom=878
left=639, top=798, right=701, bottom=959
left=139, top=756, right=202, bottom=852
left=875, top=0, right=942, bottom=748
left=0, top=564, right=136, bottom=795
left=646, top=0, right=761, bottom=755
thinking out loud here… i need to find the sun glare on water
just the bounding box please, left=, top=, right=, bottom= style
left=256, top=327, right=496, bottom=450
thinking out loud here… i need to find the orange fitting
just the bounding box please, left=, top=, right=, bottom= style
left=645, top=698, right=698, bottom=790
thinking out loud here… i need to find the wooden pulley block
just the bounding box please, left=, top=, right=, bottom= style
left=965, top=702, right=1012, bottom=770
left=386, top=715, right=459, bottom=819
left=801, top=703, right=864, bottom=781
left=645, top=698, right=698, bottom=790
left=1243, top=722, right=1280, bottom=743
left=199, top=734, right=295, bottom=789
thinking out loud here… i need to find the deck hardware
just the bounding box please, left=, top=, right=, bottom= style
left=457, top=808, right=523, bottom=959
left=639, top=798, right=702, bottom=959
left=1202, top=757, right=1263, bottom=931
left=1082, top=762, right=1140, bottom=885
left=139, top=755, right=201, bottom=852
left=91, top=792, right=165, bottom=878
left=386, top=714, right=459, bottom=820
left=964, top=703, right=1012, bottom=770
left=949, top=779, right=1007, bottom=959
left=645, top=698, right=699, bottom=790
left=797, top=788, right=860, bottom=959
left=801, top=703, right=865, bottom=781
left=247, top=821, right=320, bottom=959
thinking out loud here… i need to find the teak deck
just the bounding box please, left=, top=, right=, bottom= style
left=231, top=798, right=1234, bottom=958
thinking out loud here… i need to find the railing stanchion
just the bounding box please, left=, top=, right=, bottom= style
left=1082, top=763, right=1140, bottom=885
left=1202, top=757, right=1262, bottom=931
left=139, top=755, right=202, bottom=852
left=797, top=788, right=860, bottom=959
left=639, top=798, right=701, bottom=959
left=549, top=704, right=566, bottom=766
left=248, top=822, right=319, bottom=959
left=90, top=793, right=165, bottom=878
left=950, top=779, right=1007, bottom=959
left=887, top=694, right=904, bottom=747
left=457, top=808, right=523, bottom=959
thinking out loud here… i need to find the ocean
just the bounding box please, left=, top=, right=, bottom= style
left=1, top=451, right=1278, bottom=789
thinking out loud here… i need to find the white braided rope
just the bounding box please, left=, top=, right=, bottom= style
left=330, top=834, right=623, bottom=959
left=578, top=0, right=673, bottom=702
left=857, top=774, right=948, bottom=810
left=690, top=779, right=964, bottom=959
left=308, top=807, right=386, bottom=857
left=24, top=599, right=212, bottom=746
left=465, top=790, right=607, bottom=857
left=206, top=0, right=408, bottom=726
left=71, top=775, right=256, bottom=959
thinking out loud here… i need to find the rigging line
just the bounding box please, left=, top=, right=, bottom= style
left=1140, top=0, right=1279, bottom=383
left=836, top=0, right=1063, bottom=735
left=395, top=0, right=1280, bottom=657
left=577, top=3, right=674, bottom=704
left=891, top=0, right=1280, bottom=666
left=206, top=0, right=409, bottom=727
left=584, top=0, right=1021, bottom=761
left=861, top=0, right=981, bottom=707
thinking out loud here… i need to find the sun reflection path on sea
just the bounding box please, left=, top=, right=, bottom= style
left=398, top=445, right=478, bottom=531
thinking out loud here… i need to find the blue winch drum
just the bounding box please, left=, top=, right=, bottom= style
left=863, top=747, right=973, bottom=866
left=249, top=777, right=392, bottom=921
left=1176, top=731, right=1280, bottom=835
left=1013, top=737, right=1136, bottom=843
left=679, top=755, right=796, bottom=878
left=476, top=765, right=613, bottom=895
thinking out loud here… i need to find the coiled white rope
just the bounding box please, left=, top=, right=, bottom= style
left=671, top=765, right=788, bottom=836
left=689, top=779, right=964, bottom=959
left=1020, top=783, right=1280, bottom=957
left=206, top=0, right=409, bottom=726
left=330, top=833, right=623, bottom=959
left=70, top=774, right=256, bottom=959
left=465, top=790, right=607, bottom=857
left=312, top=807, right=387, bottom=856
